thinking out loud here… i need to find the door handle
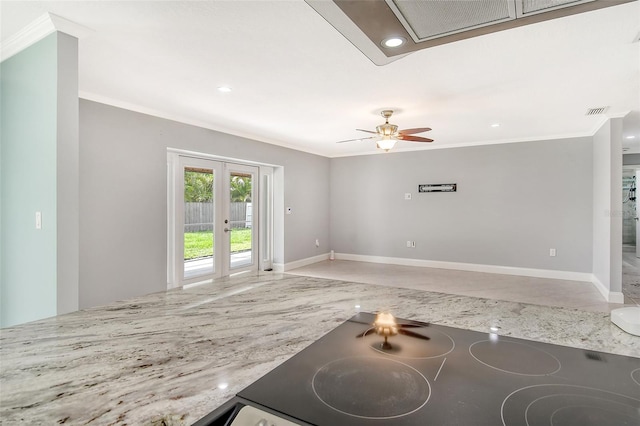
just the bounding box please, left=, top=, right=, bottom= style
left=224, top=228, right=232, bottom=232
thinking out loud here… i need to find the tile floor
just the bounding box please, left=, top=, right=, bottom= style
left=289, top=253, right=640, bottom=313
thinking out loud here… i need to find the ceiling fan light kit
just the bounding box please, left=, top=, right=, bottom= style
left=337, top=109, right=434, bottom=152
left=376, top=137, right=397, bottom=151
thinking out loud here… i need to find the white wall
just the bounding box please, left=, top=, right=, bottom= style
left=330, top=137, right=594, bottom=275
left=592, top=118, right=623, bottom=302
left=79, top=100, right=330, bottom=309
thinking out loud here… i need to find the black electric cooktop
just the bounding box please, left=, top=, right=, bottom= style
left=195, top=312, right=640, bottom=426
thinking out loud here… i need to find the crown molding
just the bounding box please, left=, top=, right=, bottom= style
left=1, top=12, right=93, bottom=62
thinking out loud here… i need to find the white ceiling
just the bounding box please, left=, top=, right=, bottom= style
left=1, top=0, right=639, bottom=157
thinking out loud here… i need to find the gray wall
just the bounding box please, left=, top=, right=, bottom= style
left=330, top=138, right=593, bottom=272
left=0, top=32, right=79, bottom=327
left=56, top=33, right=80, bottom=317
left=79, top=100, right=330, bottom=309
left=623, top=153, right=640, bottom=165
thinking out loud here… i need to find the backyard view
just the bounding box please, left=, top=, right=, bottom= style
left=184, top=229, right=252, bottom=260
left=183, top=168, right=253, bottom=261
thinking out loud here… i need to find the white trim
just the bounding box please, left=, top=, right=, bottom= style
left=167, top=147, right=280, bottom=168
left=280, top=253, right=626, bottom=304
left=79, top=94, right=606, bottom=160
left=591, top=274, right=625, bottom=303
left=330, top=131, right=598, bottom=158
left=1, top=14, right=54, bottom=62
left=334, top=253, right=593, bottom=282
left=1, top=13, right=93, bottom=62
left=282, top=253, right=330, bottom=272
left=80, top=92, right=329, bottom=158
left=48, top=13, right=94, bottom=40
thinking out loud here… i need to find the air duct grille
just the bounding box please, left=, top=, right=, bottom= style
left=586, top=107, right=609, bottom=116
left=386, top=0, right=515, bottom=43
left=520, top=0, right=595, bottom=15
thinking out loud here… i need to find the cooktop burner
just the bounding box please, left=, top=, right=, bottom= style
left=502, top=384, right=640, bottom=426
left=633, top=368, right=640, bottom=386
left=469, top=340, right=561, bottom=376
left=311, top=356, right=431, bottom=419
left=195, top=312, right=640, bottom=426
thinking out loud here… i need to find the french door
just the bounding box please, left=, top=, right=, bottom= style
left=170, top=156, right=259, bottom=286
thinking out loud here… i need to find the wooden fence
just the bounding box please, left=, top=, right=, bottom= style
left=184, top=202, right=251, bottom=232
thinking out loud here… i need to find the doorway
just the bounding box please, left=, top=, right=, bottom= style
left=622, top=166, right=640, bottom=305
left=168, top=153, right=267, bottom=287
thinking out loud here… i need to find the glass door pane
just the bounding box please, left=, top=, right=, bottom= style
left=229, top=171, right=253, bottom=269
left=225, top=164, right=258, bottom=274
left=183, top=166, right=215, bottom=280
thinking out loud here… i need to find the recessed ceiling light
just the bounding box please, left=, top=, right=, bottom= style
left=626, top=135, right=636, bottom=139
left=382, top=37, right=405, bottom=48
left=217, top=86, right=232, bottom=93
left=490, top=123, right=501, bottom=128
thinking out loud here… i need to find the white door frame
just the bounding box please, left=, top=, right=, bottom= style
left=167, top=151, right=272, bottom=288
left=222, top=162, right=259, bottom=277
left=174, top=156, right=223, bottom=287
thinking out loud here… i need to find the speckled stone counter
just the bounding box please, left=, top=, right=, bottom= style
left=1, top=273, right=639, bottom=425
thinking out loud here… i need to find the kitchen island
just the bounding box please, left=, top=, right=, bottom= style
left=1, top=273, right=638, bottom=425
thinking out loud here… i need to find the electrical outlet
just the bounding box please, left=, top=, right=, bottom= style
left=407, top=241, right=416, bottom=248
left=550, top=248, right=556, bottom=257
left=405, top=193, right=412, bottom=200
left=35, top=212, right=42, bottom=230
left=315, top=239, right=320, bottom=247
left=407, top=241, right=412, bottom=248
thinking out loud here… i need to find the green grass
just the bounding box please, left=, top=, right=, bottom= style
left=184, top=229, right=252, bottom=260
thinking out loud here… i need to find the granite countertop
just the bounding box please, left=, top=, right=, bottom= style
left=1, top=273, right=639, bottom=425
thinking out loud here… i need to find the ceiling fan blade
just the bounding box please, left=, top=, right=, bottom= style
left=397, top=135, right=434, bottom=143
left=336, top=136, right=376, bottom=144
left=336, top=136, right=375, bottom=143
left=398, top=323, right=425, bottom=329
left=398, top=127, right=432, bottom=135
left=398, top=329, right=431, bottom=340
left=356, top=327, right=376, bottom=338
left=356, top=128, right=378, bottom=134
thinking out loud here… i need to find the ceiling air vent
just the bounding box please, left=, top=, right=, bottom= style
left=518, top=0, right=596, bottom=17
left=386, top=0, right=516, bottom=43
left=586, top=106, right=608, bottom=116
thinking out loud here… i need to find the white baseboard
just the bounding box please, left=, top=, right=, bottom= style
left=283, top=253, right=625, bottom=304
left=591, top=275, right=625, bottom=304
left=282, top=253, right=330, bottom=272
left=335, top=253, right=594, bottom=282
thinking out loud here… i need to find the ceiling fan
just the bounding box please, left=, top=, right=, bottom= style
left=337, top=110, right=433, bottom=151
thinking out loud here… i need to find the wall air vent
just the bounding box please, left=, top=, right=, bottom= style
left=586, top=107, right=609, bottom=115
